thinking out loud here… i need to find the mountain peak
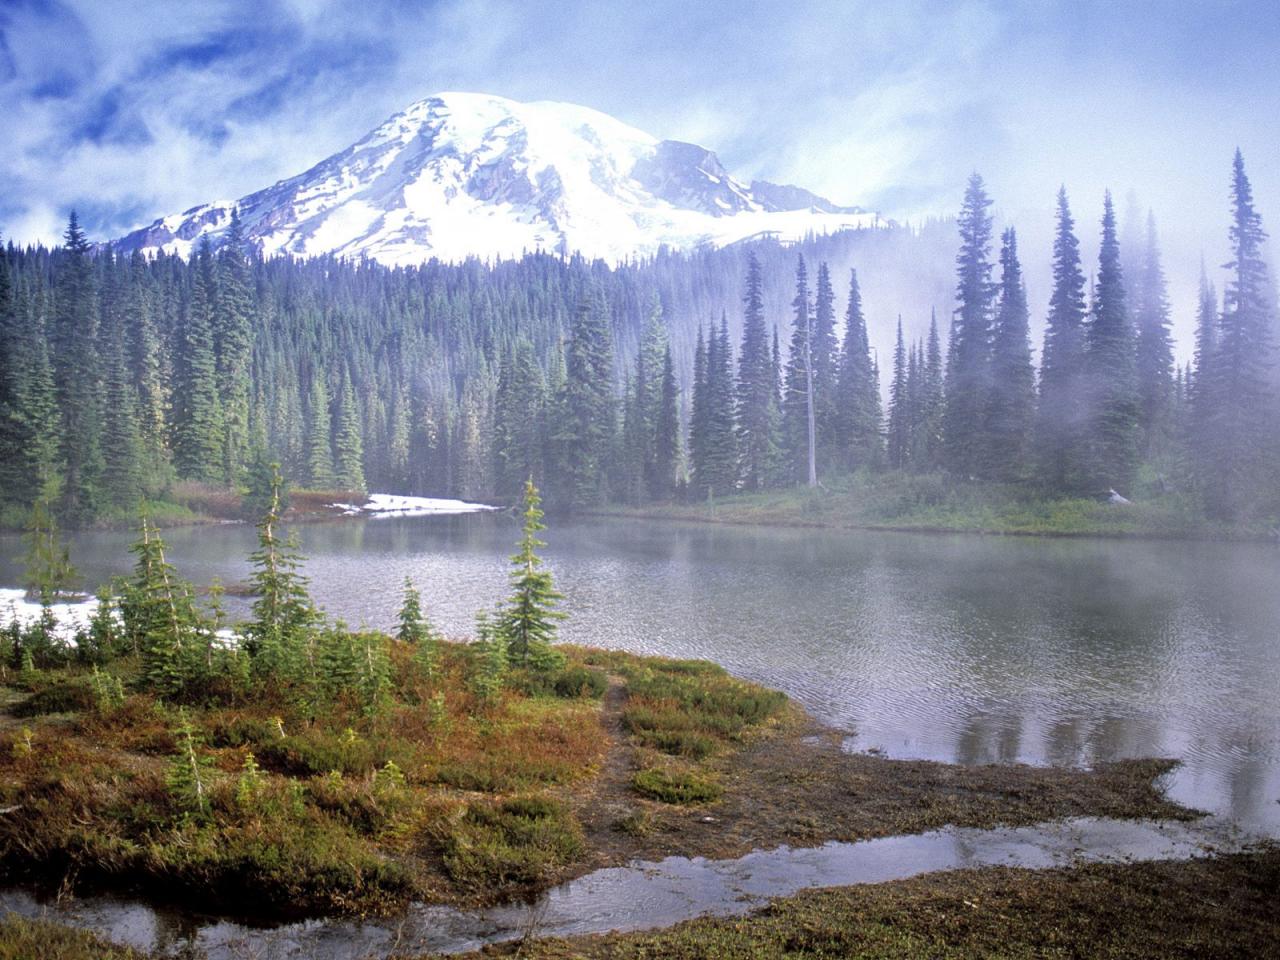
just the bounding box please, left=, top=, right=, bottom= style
left=115, top=92, right=880, bottom=265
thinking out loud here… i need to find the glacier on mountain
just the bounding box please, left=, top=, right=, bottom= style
left=115, top=92, right=881, bottom=265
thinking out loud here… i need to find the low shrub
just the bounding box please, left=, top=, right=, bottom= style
left=632, top=768, right=722, bottom=805
left=441, top=794, right=584, bottom=890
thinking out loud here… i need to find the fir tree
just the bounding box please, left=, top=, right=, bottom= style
left=921, top=309, right=945, bottom=469
left=886, top=319, right=910, bottom=469
left=1133, top=211, right=1176, bottom=459
left=833, top=269, right=882, bottom=472
left=306, top=369, right=336, bottom=488
left=53, top=213, right=104, bottom=523
left=557, top=288, right=616, bottom=508
left=653, top=343, right=680, bottom=501
left=493, top=339, right=545, bottom=501
left=1198, top=150, right=1276, bottom=518
left=688, top=324, right=709, bottom=496
left=943, top=174, right=997, bottom=479
left=736, top=253, right=780, bottom=490
left=782, top=256, right=818, bottom=485
left=698, top=314, right=739, bottom=496
left=497, top=479, right=564, bottom=667
left=1085, top=192, right=1139, bottom=495
left=171, top=241, right=224, bottom=483
left=811, top=262, right=840, bottom=464
left=214, top=209, right=254, bottom=484
left=333, top=368, right=366, bottom=492
left=1037, top=188, right=1092, bottom=494
left=984, top=228, right=1036, bottom=481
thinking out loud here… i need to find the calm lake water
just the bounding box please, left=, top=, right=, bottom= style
left=3, top=512, right=1278, bottom=833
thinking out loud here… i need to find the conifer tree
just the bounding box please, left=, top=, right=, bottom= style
left=493, top=339, right=545, bottom=501
left=242, top=465, right=319, bottom=684
left=1085, top=192, right=1139, bottom=494
left=306, top=369, right=336, bottom=488
left=782, top=256, right=818, bottom=485
left=688, top=324, right=709, bottom=495
left=558, top=289, right=616, bottom=508
left=1188, top=264, right=1218, bottom=469
left=699, top=314, right=739, bottom=496
left=811, top=262, right=840, bottom=463
left=1037, top=188, right=1092, bottom=493
left=53, top=213, right=104, bottom=523
left=921, top=309, right=945, bottom=469
left=214, top=209, right=254, bottom=484
left=1198, top=151, right=1276, bottom=518
left=833, top=269, right=882, bottom=472
left=943, top=174, right=996, bottom=479
left=172, top=242, right=224, bottom=483
left=497, top=479, right=564, bottom=667
left=1133, top=212, right=1176, bottom=459
left=97, top=258, right=144, bottom=509
left=333, top=368, right=366, bottom=492
left=985, top=228, right=1036, bottom=481
left=653, top=343, right=680, bottom=501
left=736, top=253, right=779, bottom=490
left=125, top=518, right=202, bottom=699
left=886, top=319, right=910, bottom=469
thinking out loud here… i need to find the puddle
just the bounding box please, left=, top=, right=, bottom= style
left=0, top=816, right=1259, bottom=958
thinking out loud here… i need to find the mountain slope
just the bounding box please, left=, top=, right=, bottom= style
left=114, top=92, right=881, bottom=265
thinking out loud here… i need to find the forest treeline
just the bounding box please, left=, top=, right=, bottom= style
left=0, top=152, right=1275, bottom=525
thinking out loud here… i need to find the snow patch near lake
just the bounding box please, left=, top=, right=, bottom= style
left=0, top=587, right=98, bottom=638
left=332, top=494, right=500, bottom=518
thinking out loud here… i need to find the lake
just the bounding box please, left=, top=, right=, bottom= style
left=2, top=512, right=1278, bottom=833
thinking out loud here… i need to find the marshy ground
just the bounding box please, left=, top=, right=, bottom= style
left=0, top=640, right=1266, bottom=958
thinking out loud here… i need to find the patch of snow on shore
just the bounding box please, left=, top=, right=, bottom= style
left=333, top=494, right=500, bottom=518
left=0, top=588, right=98, bottom=639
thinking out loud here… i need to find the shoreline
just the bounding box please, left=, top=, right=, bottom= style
left=0, top=645, right=1199, bottom=928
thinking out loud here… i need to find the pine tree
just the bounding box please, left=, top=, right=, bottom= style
left=497, top=479, right=564, bottom=667
left=171, top=242, right=224, bottom=483
left=125, top=518, right=202, bottom=699
left=984, top=228, right=1036, bottom=481
left=306, top=369, right=336, bottom=488
left=921, top=309, right=945, bottom=469
left=688, top=324, right=709, bottom=496
left=214, top=209, right=254, bottom=484
left=700, top=314, right=739, bottom=496
left=53, top=213, right=104, bottom=523
left=736, top=253, right=780, bottom=490
left=1133, top=211, right=1176, bottom=459
left=782, top=256, right=818, bottom=485
left=1085, top=192, right=1139, bottom=495
left=1198, top=151, right=1276, bottom=518
left=1037, top=188, right=1091, bottom=494
left=653, top=343, right=680, bottom=501
left=242, top=465, right=319, bottom=684
left=333, top=368, right=366, bottom=492
left=493, top=339, right=545, bottom=501
left=833, top=269, right=882, bottom=472
left=97, top=257, right=144, bottom=510
left=811, top=262, right=840, bottom=465
left=886, top=319, right=910, bottom=469
left=557, top=288, right=616, bottom=508
left=943, top=175, right=997, bottom=479
left=1188, top=263, right=1218, bottom=471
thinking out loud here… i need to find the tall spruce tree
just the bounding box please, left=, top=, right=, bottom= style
left=811, top=261, right=840, bottom=464
left=921, top=309, right=945, bottom=469
left=833, top=269, right=882, bottom=472
left=886, top=319, right=910, bottom=469
left=1085, top=192, right=1139, bottom=495
left=333, top=368, right=366, bottom=492
left=736, top=253, right=780, bottom=490
left=53, top=213, right=104, bottom=523
left=1198, top=151, right=1276, bottom=518
left=1037, top=188, right=1092, bottom=494
left=782, top=256, right=818, bottom=485
left=689, top=324, right=709, bottom=495
left=557, top=288, right=616, bottom=508
left=654, top=343, right=680, bottom=501
left=943, top=175, right=997, bottom=479
left=171, top=242, right=224, bottom=483
left=493, top=339, right=545, bottom=501
left=213, top=209, right=254, bottom=485
left=1133, top=211, right=1176, bottom=458
left=698, top=314, right=739, bottom=497
left=306, top=369, right=336, bottom=488
left=498, top=479, right=565, bottom=667
left=984, top=228, right=1036, bottom=481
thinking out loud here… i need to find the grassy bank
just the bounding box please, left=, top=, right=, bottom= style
left=425, top=845, right=1280, bottom=959
left=0, top=642, right=1191, bottom=924
left=596, top=471, right=1276, bottom=541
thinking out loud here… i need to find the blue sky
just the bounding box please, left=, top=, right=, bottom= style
left=3, top=0, right=1279, bottom=345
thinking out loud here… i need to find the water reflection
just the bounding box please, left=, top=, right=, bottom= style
left=1, top=514, right=1277, bottom=831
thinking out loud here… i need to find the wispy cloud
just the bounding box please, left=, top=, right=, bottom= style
left=2, top=0, right=1277, bottom=351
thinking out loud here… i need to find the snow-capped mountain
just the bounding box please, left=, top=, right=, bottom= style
left=115, top=92, right=882, bottom=266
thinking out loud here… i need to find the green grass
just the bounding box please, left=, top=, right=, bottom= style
left=597, top=471, right=1274, bottom=540
left=631, top=768, right=722, bottom=804
left=440, top=795, right=585, bottom=891
left=0, top=915, right=151, bottom=960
